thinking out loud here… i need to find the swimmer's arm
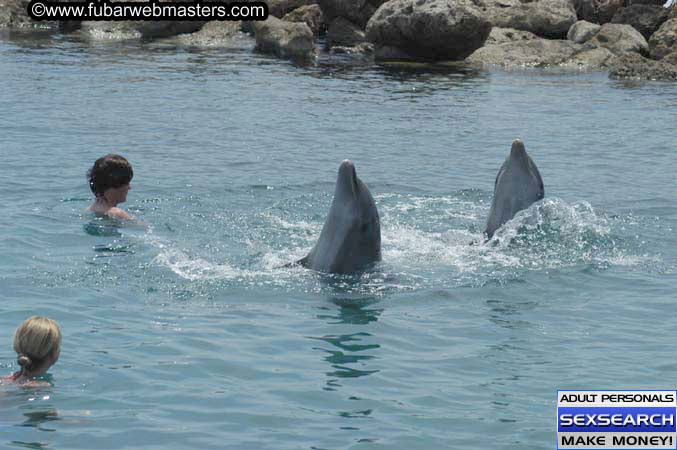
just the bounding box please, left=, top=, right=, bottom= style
left=21, top=380, right=51, bottom=388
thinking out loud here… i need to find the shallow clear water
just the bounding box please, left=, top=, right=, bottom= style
left=1, top=32, right=676, bottom=450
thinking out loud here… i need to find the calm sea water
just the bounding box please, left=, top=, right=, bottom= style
left=1, top=32, right=676, bottom=450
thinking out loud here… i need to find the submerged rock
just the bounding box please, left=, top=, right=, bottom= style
left=610, top=4, right=668, bottom=39
left=282, top=4, right=324, bottom=35
left=466, top=38, right=582, bottom=66
left=609, top=51, right=677, bottom=78
left=253, top=15, right=315, bottom=59
left=366, top=0, right=491, bottom=61
left=567, top=20, right=601, bottom=43
left=586, top=23, right=649, bottom=54
left=649, top=18, right=677, bottom=59
left=486, top=0, right=577, bottom=39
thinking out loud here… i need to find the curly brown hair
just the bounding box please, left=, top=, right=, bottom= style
left=88, top=154, right=134, bottom=197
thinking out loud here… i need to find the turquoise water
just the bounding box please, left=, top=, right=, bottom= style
left=1, top=33, right=676, bottom=449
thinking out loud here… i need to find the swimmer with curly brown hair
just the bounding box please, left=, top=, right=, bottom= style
left=2, top=317, right=61, bottom=387
left=87, top=154, right=134, bottom=220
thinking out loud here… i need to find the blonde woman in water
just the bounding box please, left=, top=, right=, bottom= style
left=2, top=317, right=61, bottom=387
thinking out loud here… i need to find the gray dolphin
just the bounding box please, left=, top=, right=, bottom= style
left=297, top=160, right=381, bottom=274
left=484, top=139, right=544, bottom=239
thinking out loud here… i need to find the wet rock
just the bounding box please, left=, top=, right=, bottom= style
left=282, top=4, right=324, bottom=34
left=608, top=51, right=677, bottom=78
left=567, top=20, right=600, bottom=43
left=487, top=0, right=577, bottom=39
left=572, top=0, right=624, bottom=24
left=561, top=46, right=617, bottom=66
left=486, top=27, right=539, bottom=44
left=466, top=37, right=582, bottom=66
left=649, top=17, right=677, bottom=59
left=366, top=0, right=491, bottom=61
left=329, top=41, right=374, bottom=54
left=326, top=17, right=365, bottom=47
left=253, top=15, right=315, bottom=59
left=167, top=21, right=253, bottom=47
left=586, top=23, right=649, bottom=54
left=317, top=0, right=386, bottom=28
left=80, top=21, right=143, bottom=40
left=610, top=4, right=668, bottom=39
left=80, top=20, right=204, bottom=40
left=0, top=0, right=58, bottom=29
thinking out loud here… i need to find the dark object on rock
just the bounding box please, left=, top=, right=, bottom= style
left=366, top=0, right=491, bottom=61
left=282, top=4, right=324, bottom=35
left=487, top=0, right=577, bottom=39
left=567, top=19, right=601, bottom=43
left=572, top=0, right=624, bottom=24
left=326, top=17, right=365, bottom=47
left=610, top=4, right=668, bottom=39
left=586, top=23, right=649, bottom=54
left=466, top=37, right=582, bottom=66
left=649, top=18, right=677, bottom=59
left=609, top=51, right=677, bottom=79
left=253, top=15, right=315, bottom=59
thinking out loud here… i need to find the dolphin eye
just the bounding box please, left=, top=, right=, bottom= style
left=360, top=223, right=369, bottom=233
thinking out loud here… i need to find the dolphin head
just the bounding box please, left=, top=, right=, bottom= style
left=312, top=160, right=381, bottom=273
left=508, top=139, right=529, bottom=165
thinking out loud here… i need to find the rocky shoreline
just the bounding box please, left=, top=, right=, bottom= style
left=1, top=0, right=676, bottom=80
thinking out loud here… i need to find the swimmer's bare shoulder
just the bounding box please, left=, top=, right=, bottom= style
left=21, top=380, right=51, bottom=388
left=107, top=207, right=133, bottom=220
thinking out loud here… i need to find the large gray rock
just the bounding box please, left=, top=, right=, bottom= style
left=253, top=15, right=315, bottom=59
left=486, top=0, right=577, bottom=39
left=610, top=4, right=668, bottom=39
left=663, top=50, right=677, bottom=65
left=317, top=0, right=386, bottom=28
left=561, top=46, right=618, bottom=66
left=567, top=20, right=601, bottom=43
left=609, top=51, right=677, bottom=79
left=366, top=0, right=492, bottom=61
left=572, top=0, right=624, bottom=24
left=486, top=27, right=539, bottom=44
left=282, top=4, right=324, bottom=34
left=586, top=23, right=649, bottom=54
left=327, top=16, right=365, bottom=46
left=0, top=0, right=58, bottom=29
left=649, top=18, right=677, bottom=59
left=466, top=38, right=583, bottom=66
left=267, top=0, right=316, bottom=17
